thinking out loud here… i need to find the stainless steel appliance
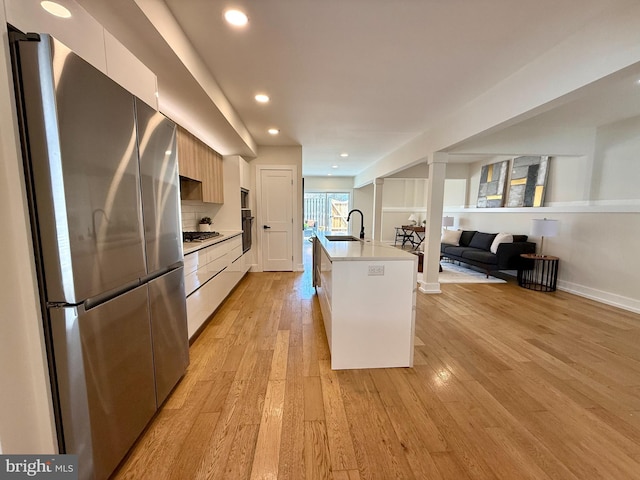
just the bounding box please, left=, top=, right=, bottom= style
left=183, top=231, right=221, bottom=242
left=11, top=32, right=189, bottom=480
left=241, top=210, right=254, bottom=253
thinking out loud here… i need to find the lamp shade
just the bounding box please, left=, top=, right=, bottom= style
left=531, top=218, right=559, bottom=237
left=442, top=216, right=454, bottom=227
left=408, top=214, right=418, bottom=224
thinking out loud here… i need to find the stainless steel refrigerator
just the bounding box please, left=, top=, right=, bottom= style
left=10, top=32, right=189, bottom=480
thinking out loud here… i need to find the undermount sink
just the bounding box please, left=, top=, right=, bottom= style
left=324, top=235, right=361, bottom=242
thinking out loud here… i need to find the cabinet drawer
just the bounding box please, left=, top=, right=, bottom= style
left=230, top=245, right=242, bottom=263
left=184, top=270, right=198, bottom=297
left=229, top=236, right=242, bottom=251
left=184, top=250, right=200, bottom=275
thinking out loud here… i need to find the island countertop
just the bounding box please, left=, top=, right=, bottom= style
left=314, top=232, right=417, bottom=262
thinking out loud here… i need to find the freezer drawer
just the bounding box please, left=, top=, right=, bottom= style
left=148, top=267, right=189, bottom=405
left=50, top=285, right=156, bottom=480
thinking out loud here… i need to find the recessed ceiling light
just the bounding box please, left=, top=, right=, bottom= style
left=224, top=9, right=248, bottom=27
left=41, top=1, right=71, bottom=18
left=255, top=94, right=270, bottom=103
left=268, top=128, right=280, bottom=135
left=327, top=174, right=332, bottom=176
left=332, top=165, right=339, bottom=169
left=340, top=153, right=349, bottom=157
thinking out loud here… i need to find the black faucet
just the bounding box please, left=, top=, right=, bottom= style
left=347, top=209, right=365, bottom=239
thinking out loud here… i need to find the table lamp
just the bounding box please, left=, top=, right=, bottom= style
left=442, top=216, right=454, bottom=230
left=530, top=218, right=559, bottom=257
left=408, top=214, right=418, bottom=226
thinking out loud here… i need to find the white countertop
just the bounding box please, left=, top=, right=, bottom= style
left=182, top=230, right=243, bottom=255
left=315, top=232, right=417, bottom=261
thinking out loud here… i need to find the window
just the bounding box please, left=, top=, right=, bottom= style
left=304, top=192, right=350, bottom=237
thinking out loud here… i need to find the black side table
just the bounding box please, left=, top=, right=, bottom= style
left=518, top=254, right=559, bottom=292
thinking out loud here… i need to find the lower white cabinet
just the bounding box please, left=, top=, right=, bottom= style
left=315, top=240, right=416, bottom=370
left=184, top=235, right=248, bottom=338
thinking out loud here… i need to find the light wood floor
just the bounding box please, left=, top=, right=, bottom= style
left=113, top=266, right=640, bottom=479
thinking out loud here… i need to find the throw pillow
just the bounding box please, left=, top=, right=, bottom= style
left=459, top=230, right=477, bottom=247
left=441, top=229, right=463, bottom=246
left=490, top=233, right=513, bottom=254
left=468, top=232, right=498, bottom=251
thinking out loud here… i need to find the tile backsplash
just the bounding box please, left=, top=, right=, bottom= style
left=181, top=201, right=221, bottom=231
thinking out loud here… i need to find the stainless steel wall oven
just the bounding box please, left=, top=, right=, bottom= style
left=241, top=210, right=253, bottom=253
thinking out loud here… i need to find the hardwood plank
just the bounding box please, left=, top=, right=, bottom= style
left=304, top=376, right=325, bottom=422
left=250, top=379, right=287, bottom=480
left=278, top=346, right=305, bottom=480
left=220, top=424, right=260, bottom=480
left=304, top=420, right=332, bottom=480
left=318, top=360, right=359, bottom=471
left=166, top=412, right=220, bottom=480
left=270, top=329, right=290, bottom=380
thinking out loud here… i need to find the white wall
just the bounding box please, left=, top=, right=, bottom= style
left=0, top=1, right=57, bottom=453
left=353, top=183, right=374, bottom=240
left=379, top=178, right=427, bottom=243
left=304, top=176, right=353, bottom=191
left=592, top=115, right=640, bottom=201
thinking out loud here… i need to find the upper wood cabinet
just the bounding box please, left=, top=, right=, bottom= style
left=177, top=126, right=224, bottom=204
left=177, top=126, right=202, bottom=181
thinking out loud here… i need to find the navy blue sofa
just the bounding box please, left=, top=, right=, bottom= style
left=440, top=230, right=536, bottom=276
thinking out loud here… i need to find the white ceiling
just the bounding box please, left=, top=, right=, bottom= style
left=77, top=0, right=637, bottom=176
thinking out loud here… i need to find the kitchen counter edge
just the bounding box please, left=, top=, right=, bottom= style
left=182, top=230, right=243, bottom=255
left=314, top=233, right=417, bottom=262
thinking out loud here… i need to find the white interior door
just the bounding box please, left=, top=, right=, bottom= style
left=260, top=167, right=294, bottom=271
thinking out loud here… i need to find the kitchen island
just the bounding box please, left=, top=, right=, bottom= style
left=313, top=233, right=417, bottom=369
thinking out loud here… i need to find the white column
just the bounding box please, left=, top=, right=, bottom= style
left=419, top=152, right=448, bottom=294
left=372, top=178, right=384, bottom=241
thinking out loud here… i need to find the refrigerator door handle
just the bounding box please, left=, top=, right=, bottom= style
left=84, top=278, right=142, bottom=310
left=139, top=260, right=183, bottom=285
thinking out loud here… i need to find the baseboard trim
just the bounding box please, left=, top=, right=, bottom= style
left=419, top=281, right=441, bottom=294
left=557, top=280, right=640, bottom=314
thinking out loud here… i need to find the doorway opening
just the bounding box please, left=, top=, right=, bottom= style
left=303, top=192, right=351, bottom=238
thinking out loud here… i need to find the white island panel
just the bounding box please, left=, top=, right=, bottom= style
left=314, top=234, right=417, bottom=370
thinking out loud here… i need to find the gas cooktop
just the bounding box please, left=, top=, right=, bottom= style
left=183, top=231, right=221, bottom=242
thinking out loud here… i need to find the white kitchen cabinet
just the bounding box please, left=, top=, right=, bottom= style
left=103, top=31, right=157, bottom=109
left=314, top=234, right=417, bottom=370
left=184, top=234, right=248, bottom=338
left=239, top=156, right=251, bottom=190
left=6, top=0, right=158, bottom=109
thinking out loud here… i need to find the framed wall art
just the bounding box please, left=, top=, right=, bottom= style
left=507, top=156, right=550, bottom=207
left=476, top=160, right=509, bottom=208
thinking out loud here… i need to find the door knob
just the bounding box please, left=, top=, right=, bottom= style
left=263, top=225, right=271, bottom=229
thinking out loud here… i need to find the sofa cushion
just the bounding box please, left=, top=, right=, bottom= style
left=512, top=235, right=528, bottom=242
left=468, top=232, right=497, bottom=251
left=441, top=229, right=462, bottom=246
left=490, top=233, right=513, bottom=254
left=461, top=249, right=498, bottom=265
left=459, top=230, right=477, bottom=247
left=442, top=246, right=472, bottom=257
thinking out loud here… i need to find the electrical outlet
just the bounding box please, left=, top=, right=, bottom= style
left=368, top=265, right=384, bottom=276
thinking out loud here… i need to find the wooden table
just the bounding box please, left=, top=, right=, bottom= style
left=394, top=225, right=425, bottom=250
left=518, top=253, right=559, bottom=292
